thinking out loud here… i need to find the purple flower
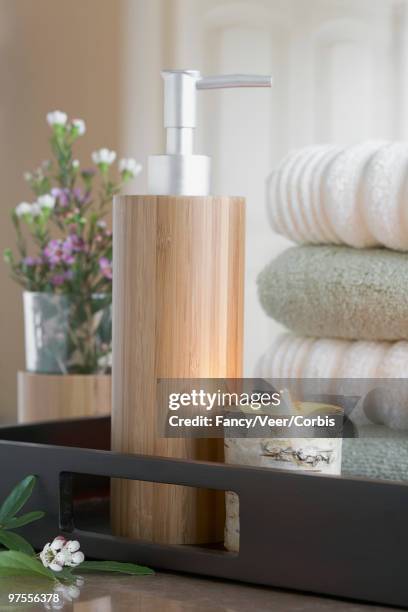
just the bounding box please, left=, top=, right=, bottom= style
left=99, top=257, right=112, bottom=280
left=44, top=238, right=75, bottom=266
left=72, top=187, right=90, bottom=206
left=23, top=256, right=41, bottom=267
left=50, top=270, right=73, bottom=286
left=44, top=239, right=63, bottom=265
left=50, top=274, right=65, bottom=286
left=51, top=187, right=70, bottom=207
left=64, top=233, right=85, bottom=253
left=51, top=187, right=90, bottom=208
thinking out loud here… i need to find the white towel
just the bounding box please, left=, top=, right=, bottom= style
left=256, top=333, right=408, bottom=379
left=267, top=141, right=408, bottom=250
left=256, top=333, right=408, bottom=429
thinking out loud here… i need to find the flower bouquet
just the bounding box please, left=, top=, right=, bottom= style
left=4, top=111, right=141, bottom=375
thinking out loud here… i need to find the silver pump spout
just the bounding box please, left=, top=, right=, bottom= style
left=148, top=69, right=273, bottom=196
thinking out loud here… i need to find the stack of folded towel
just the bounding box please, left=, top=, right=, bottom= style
left=258, top=141, right=408, bottom=435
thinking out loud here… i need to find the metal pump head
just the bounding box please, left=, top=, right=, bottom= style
left=148, top=69, right=273, bottom=196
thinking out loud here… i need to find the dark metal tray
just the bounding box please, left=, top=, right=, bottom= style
left=0, top=416, right=406, bottom=608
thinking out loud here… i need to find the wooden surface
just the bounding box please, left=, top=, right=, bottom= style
left=111, top=195, right=245, bottom=545
left=17, top=372, right=111, bottom=423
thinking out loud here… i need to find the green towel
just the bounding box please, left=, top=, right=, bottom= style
left=342, top=426, right=408, bottom=482
left=258, top=245, right=408, bottom=341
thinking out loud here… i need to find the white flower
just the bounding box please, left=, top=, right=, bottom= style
left=46, top=110, right=67, bottom=127
left=30, top=203, right=41, bottom=217
left=54, top=551, right=70, bottom=566
left=15, top=201, right=43, bottom=218
left=119, top=157, right=142, bottom=177
left=49, top=561, right=63, bottom=572
left=72, top=159, right=80, bottom=169
left=70, top=551, right=85, bottom=565
left=72, top=118, right=86, bottom=135
left=50, top=536, right=66, bottom=552
left=39, top=542, right=51, bottom=564
left=15, top=202, right=32, bottom=217
left=40, top=536, right=85, bottom=572
left=23, top=172, right=32, bottom=182
left=66, top=540, right=80, bottom=553
left=38, top=194, right=56, bottom=210
left=92, top=148, right=116, bottom=166
left=40, top=542, right=63, bottom=571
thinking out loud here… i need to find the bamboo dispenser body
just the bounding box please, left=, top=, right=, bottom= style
left=111, top=195, right=245, bottom=544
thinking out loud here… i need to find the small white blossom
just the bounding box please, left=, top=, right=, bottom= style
left=46, top=110, right=68, bottom=127
left=40, top=536, right=85, bottom=572
left=15, top=202, right=32, bottom=217
left=72, top=119, right=86, bottom=135
left=30, top=203, right=41, bottom=217
left=49, top=561, right=63, bottom=572
left=66, top=540, right=80, bottom=553
left=50, top=536, right=66, bottom=552
left=70, top=551, right=85, bottom=565
left=38, top=194, right=56, bottom=210
left=72, top=159, right=80, bottom=169
left=92, top=148, right=116, bottom=166
left=40, top=543, right=63, bottom=571
left=54, top=551, right=69, bottom=566
left=119, top=157, right=142, bottom=177
left=23, top=172, right=32, bottom=182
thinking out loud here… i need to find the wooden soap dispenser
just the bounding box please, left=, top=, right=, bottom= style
left=111, top=69, right=272, bottom=545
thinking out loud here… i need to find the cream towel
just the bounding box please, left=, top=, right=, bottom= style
left=256, top=333, right=408, bottom=429
left=258, top=245, right=408, bottom=341
left=267, top=141, right=408, bottom=250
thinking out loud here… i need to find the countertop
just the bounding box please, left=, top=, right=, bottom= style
left=0, top=572, right=396, bottom=611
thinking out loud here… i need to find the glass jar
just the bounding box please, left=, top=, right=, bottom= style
left=23, top=291, right=112, bottom=374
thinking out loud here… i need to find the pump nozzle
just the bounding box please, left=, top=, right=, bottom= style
left=148, top=69, right=272, bottom=196
left=197, top=74, right=272, bottom=90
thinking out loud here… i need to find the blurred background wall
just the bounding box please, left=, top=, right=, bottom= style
left=0, top=0, right=121, bottom=421
left=1, top=0, right=407, bottom=421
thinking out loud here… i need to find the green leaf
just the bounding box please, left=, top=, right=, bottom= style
left=4, top=511, right=45, bottom=530
left=0, top=551, right=55, bottom=581
left=0, top=530, right=34, bottom=556
left=77, top=560, right=154, bottom=576
left=0, top=476, right=37, bottom=524
left=3, top=248, right=13, bottom=264
left=0, top=567, right=45, bottom=578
